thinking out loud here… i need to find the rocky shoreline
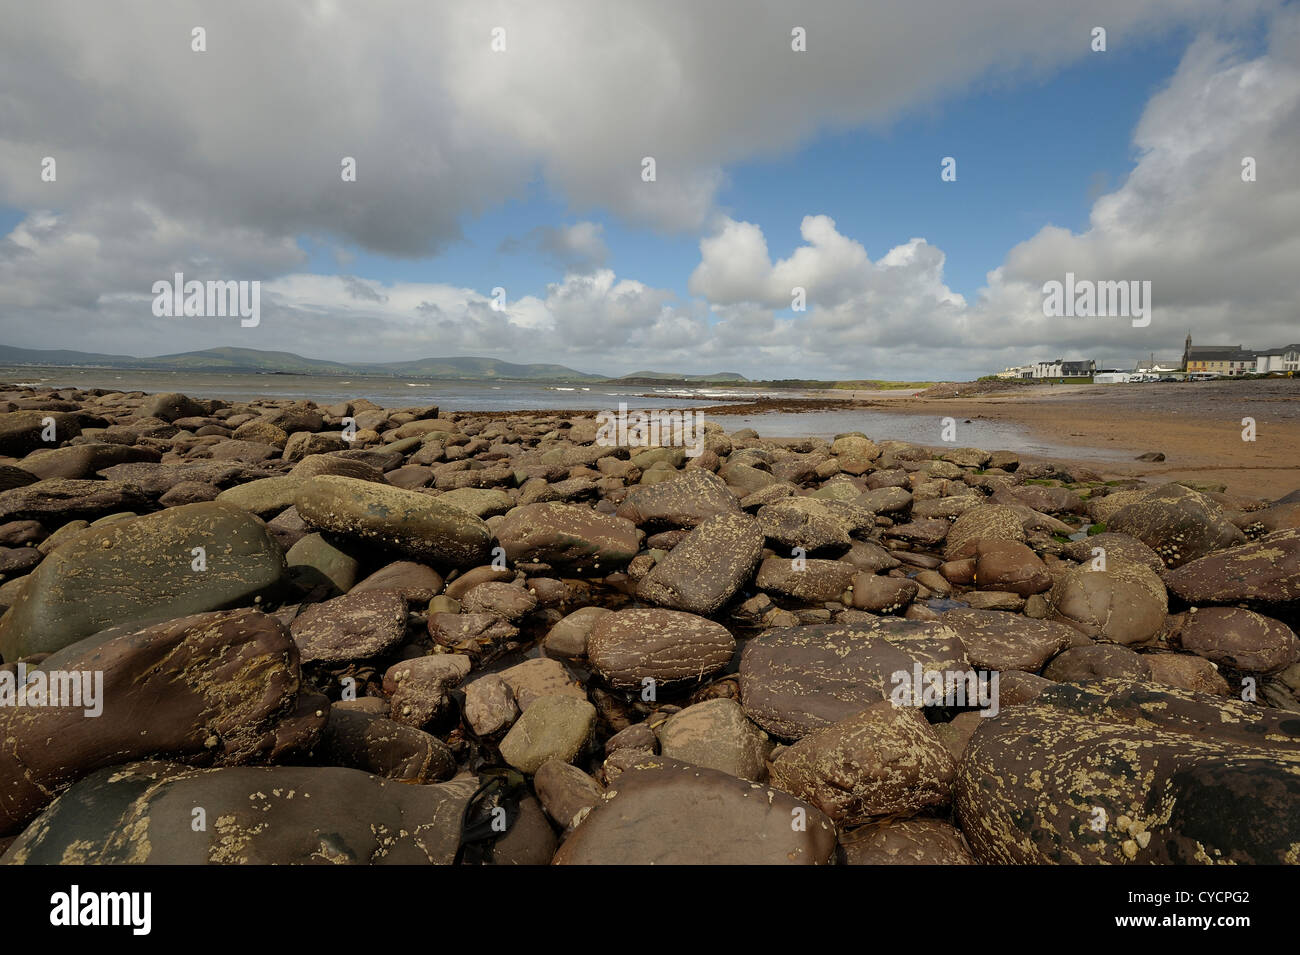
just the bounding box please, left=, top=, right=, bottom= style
left=0, top=383, right=1297, bottom=864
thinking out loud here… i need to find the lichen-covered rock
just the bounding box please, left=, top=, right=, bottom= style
left=493, top=502, right=642, bottom=573
left=289, top=590, right=408, bottom=663
left=1, top=761, right=475, bottom=864
left=616, top=469, right=740, bottom=528
left=944, top=505, right=1026, bottom=559
left=756, top=497, right=866, bottom=552
left=0, top=478, right=150, bottom=523
left=943, top=609, right=1075, bottom=672
left=587, top=608, right=736, bottom=690
left=955, top=680, right=1300, bottom=864
left=0, top=502, right=285, bottom=661
left=1177, top=607, right=1299, bottom=674
left=295, top=474, right=492, bottom=567
left=1164, top=528, right=1300, bottom=607
left=739, top=619, right=967, bottom=740
left=636, top=512, right=763, bottom=615
left=755, top=556, right=855, bottom=603
left=769, top=701, right=956, bottom=824
left=383, top=654, right=471, bottom=726
left=0, top=609, right=321, bottom=835
left=1108, top=483, right=1246, bottom=567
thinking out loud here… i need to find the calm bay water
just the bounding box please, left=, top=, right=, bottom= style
left=1, top=365, right=1121, bottom=463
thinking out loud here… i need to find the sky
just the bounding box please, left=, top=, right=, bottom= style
left=1, top=0, right=1297, bottom=381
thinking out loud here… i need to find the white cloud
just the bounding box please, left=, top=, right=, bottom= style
left=0, top=2, right=1296, bottom=381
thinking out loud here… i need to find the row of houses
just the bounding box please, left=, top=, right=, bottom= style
left=995, top=359, right=1096, bottom=379
left=1183, top=335, right=1300, bottom=376
left=994, top=336, right=1299, bottom=382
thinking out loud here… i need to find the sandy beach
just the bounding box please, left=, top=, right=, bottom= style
left=828, top=379, right=1300, bottom=499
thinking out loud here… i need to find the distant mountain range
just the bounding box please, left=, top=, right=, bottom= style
left=0, top=345, right=749, bottom=384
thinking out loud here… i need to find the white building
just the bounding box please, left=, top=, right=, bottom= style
left=1254, top=345, right=1300, bottom=373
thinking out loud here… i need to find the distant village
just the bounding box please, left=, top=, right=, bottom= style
left=995, top=334, right=1300, bottom=383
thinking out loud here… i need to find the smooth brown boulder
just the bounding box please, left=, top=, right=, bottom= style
left=847, top=573, right=918, bottom=613
left=1164, top=528, right=1300, bottom=607
left=1061, top=532, right=1165, bottom=575
left=769, top=701, right=956, bottom=825
left=1048, top=561, right=1167, bottom=646
left=552, top=756, right=836, bottom=865
left=1145, top=652, right=1231, bottom=695
left=0, top=609, right=321, bottom=835
left=1042, top=645, right=1152, bottom=683
left=655, top=698, right=771, bottom=781
left=315, top=708, right=455, bottom=782
left=0, top=411, right=82, bottom=456
left=587, top=609, right=735, bottom=690
left=350, top=560, right=443, bottom=601
left=944, top=609, right=1075, bottom=672
left=636, top=512, right=764, bottom=615
left=739, top=619, right=967, bottom=740
left=838, top=818, right=975, bottom=864
left=970, top=539, right=1051, bottom=596
left=1178, top=607, right=1299, bottom=674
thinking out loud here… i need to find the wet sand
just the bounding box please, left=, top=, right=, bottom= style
left=836, top=379, right=1300, bottom=499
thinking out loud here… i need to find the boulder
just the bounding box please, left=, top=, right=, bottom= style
left=955, top=680, right=1300, bottom=864
left=636, top=512, right=764, bottom=615
left=0, top=608, right=321, bottom=834
left=1108, top=483, right=1246, bottom=567
left=587, top=609, right=736, bottom=690
left=552, top=756, right=836, bottom=865
left=295, top=475, right=492, bottom=567
left=739, top=619, right=967, bottom=740
left=2, top=761, right=475, bottom=864
left=493, top=502, right=642, bottom=573
left=0, top=502, right=285, bottom=661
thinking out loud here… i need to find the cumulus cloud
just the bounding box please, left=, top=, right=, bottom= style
left=0, top=1, right=1295, bottom=381
left=499, top=222, right=608, bottom=273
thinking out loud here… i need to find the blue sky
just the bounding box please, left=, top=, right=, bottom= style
left=292, top=29, right=1199, bottom=307
left=1, top=2, right=1294, bottom=379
